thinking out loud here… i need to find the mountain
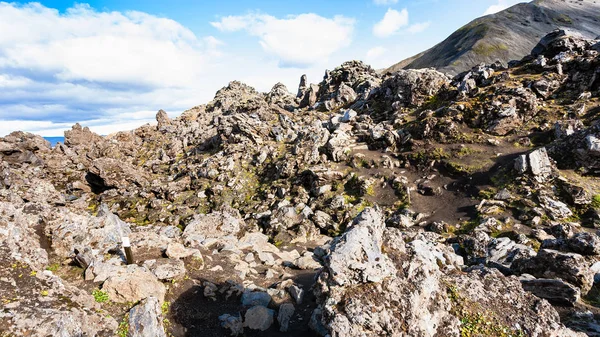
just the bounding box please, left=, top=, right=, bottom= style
left=385, top=0, right=600, bottom=76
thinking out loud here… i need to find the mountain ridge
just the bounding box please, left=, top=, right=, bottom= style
left=385, top=0, right=600, bottom=76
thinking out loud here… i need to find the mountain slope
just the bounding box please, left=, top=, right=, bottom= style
left=385, top=0, right=600, bottom=76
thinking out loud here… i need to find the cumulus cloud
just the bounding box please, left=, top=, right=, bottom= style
left=211, top=13, right=355, bottom=67
left=0, top=3, right=221, bottom=88
left=373, top=8, right=409, bottom=38
left=484, top=0, right=527, bottom=15
left=373, top=0, right=399, bottom=5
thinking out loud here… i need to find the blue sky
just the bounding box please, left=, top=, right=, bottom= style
left=0, top=0, right=526, bottom=136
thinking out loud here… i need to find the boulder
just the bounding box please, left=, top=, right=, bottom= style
left=102, top=265, right=166, bottom=303
left=520, top=277, right=580, bottom=306
left=244, top=306, right=274, bottom=331
left=277, top=303, right=295, bottom=332
left=512, top=249, right=594, bottom=294
left=128, top=297, right=167, bottom=337
left=324, top=208, right=396, bottom=286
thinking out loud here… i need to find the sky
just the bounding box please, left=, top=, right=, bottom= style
left=0, top=0, right=527, bottom=137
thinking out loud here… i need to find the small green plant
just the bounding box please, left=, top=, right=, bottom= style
left=92, top=289, right=109, bottom=303
left=116, top=314, right=129, bottom=337
left=591, top=195, right=600, bottom=209
left=45, top=263, right=60, bottom=272
left=161, top=301, right=171, bottom=315
left=40, top=290, right=49, bottom=296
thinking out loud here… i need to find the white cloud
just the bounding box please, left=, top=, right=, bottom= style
left=407, top=21, right=431, bottom=34
left=373, top=0, right=399, bottom=5
left=366, top=46, right=387, bottom=60
left=211, top=13, right=355, bottom=67
left=484, top=0, right=527, bottom=15
left=0, top=3, right=222, bottom=88
left=0, top=3, right=360, bottom=137
left=373, top=8, right=409, bottom=38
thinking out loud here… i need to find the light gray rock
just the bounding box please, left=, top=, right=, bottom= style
left=128, top=297, right=167, bottom=337
left=102, top=265, right=166, bottom=303
left=586, top=135, right=600, bottom=154
left=487, top=237, right=536, bottom=269
left=244, top=306, right=274, bottom=331
left=294, top=252, right=322, bottom=270
left=541, top=196, right=573, bottom=220
left=144, top=258, right=186, bottom=281
left=288, top=284, right=304, bottom=304
left=340, top=109, right=357, bottom=123
left=325, top=208, right=396, bottom=286
left=528, top=147, right=553, bottom=181
left=165, top=242, right=200, bottom=259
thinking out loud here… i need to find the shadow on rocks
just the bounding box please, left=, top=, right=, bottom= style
left=168, top=272, right=319, bottom=337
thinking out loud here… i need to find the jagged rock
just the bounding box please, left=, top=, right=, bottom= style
left=324, top=208, right=396, bottom=286
left=156, top=109, right=171, bottom=128
left=64, top=123, right=105, bottom=147
left=288, top=284, right=305, bottom=304
left=278, top=303, right=295, bottom=332
left=520, top=277, right=581, bottom=306
left=313, top=210, right=580, bottom=336
left=102, top=265, right=166, bottom=303
left=89, top=157, right=149, bottom=191
left=326, top=130, right=353, bottom=162
left=244, top=306, right=274, bottom=331
left=487, top=237, right=536, bottom=269
left=266, top=82, right=296, bottom=111
left=567, top=232, right=600, bottom=255
left=515, top=147, right=554, bottom=182
left=296, top=74, right=308, bottom=98
left=316, top=61, right=381, bottom=111
left=49, top=204, right=131, bottom=263
left=294, top=252, right=322, bottom=270
left=128, top=297, right=167, bottom=337
left=373, top=68, right=449, bottom=109
left=555, top=120, right=584, bottom=139
left=512, top=249, right=594, bottom=294
left=144, top=258, right=186, bottom=281
left=485, top=87, right=539, bottom=136
left=541, top=196, right=573, bottom=220
left=207, top=81, right=268, bottom=115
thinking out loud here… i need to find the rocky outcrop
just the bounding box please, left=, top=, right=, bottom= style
left=312, top=208, right=581, bottom=337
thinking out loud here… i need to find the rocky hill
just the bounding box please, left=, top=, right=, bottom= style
left=1, top=30, right=600, bottom=336
left=385, top=0, right=600, bottom=76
